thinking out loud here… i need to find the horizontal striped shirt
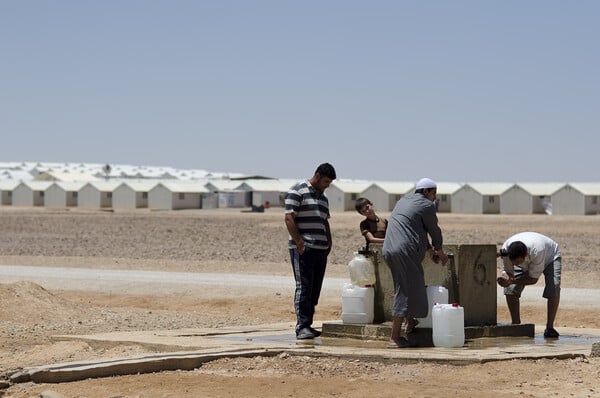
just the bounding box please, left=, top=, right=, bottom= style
left=285, top=180, right=330, bottom=250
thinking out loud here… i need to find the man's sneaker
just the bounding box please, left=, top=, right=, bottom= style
left=296, top=327, right=315, bottom=340
left=544, top=327, right=560, bottom=338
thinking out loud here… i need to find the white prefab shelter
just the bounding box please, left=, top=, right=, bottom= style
left=78, top=181, right=121, bottom=209
left=112, top=181, right=158, bottom=209
left=500, top=183, right=564, bottom=215
left=204, top=179, right=251, bottom=208
left=12, top=181, right=53, bottom=207
left=235, top=179, right=297, bottom=207
left=45, top=181, right=87, bottom=207
left=217, top=190, right=250, bottom=208
left=326, top=180, right=372, bottom=212
left=148, top=182, right=209, bottom=210
left=551, top=183, right=600, bottom=215
left=360, top=181, right=415, bottom=212
left=0, top=180, right=20, bottom=205
left=435, top=182, right=464, bottom=213
left=451, top=183, right=512, bottom=214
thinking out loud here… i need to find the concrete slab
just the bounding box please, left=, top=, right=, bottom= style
left=11, top=323, right=600, bottom=385
left=322, top=321, right=535, bottom=346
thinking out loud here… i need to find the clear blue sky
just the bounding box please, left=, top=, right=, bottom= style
left=2, top=1, right=598, bottom=182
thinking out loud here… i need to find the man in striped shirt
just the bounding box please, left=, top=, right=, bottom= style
left=284, top=163, right=337, bottom=340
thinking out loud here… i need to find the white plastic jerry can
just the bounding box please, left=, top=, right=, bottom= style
left=432, top=303, right=465, bottom=348
left=341, top=283, right=374, bottom=324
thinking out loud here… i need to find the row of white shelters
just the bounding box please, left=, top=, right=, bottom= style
left=353, top=181, right=462, bottom=213
left=1, top=179, right=232, bottom=210
left=2, top=177, right=600, bottom=214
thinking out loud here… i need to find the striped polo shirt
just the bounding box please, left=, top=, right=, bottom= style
left=285, top=180, right=330, bottom=250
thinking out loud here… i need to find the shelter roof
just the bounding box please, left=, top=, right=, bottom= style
left=21, top=181, right=54, bottom=190
left=82, top=181, right=122, bottom=191
left=155, top=181, right=209, bottom=193
left=462, top=182, right=513, bottom=195
left=331, top=180, right=372, bottom=193
left=236, top=178, right=297, bottom=192
left=51, top=181, right=89, bottom=191
left=0, top=180, right=21, bottom=190
left=204, top=179, right=245, bottom=191
left=367, top=181, right=415, bottom=194
left=116, top=181, right=160, bottom=191
left=435, top=182, right=464, bottom=195
left=514, top=183, right=566, bottom=196
left=563, top=183, right=600, bottom=195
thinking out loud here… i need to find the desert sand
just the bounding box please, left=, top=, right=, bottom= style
left=1, top=207, right=600, bottom=397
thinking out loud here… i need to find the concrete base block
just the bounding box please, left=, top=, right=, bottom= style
left=322, top=321, right=535, bottom=347
left=367, top=243, right=498, bottom=326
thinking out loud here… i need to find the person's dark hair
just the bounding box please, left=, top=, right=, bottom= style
left=355, top=197, right=372, bottom=213
left=498, top=241, right=528, bottom=260
left=315, top=163, right=336, bottom=180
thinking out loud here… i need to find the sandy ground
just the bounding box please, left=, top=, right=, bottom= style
left=1, top=207, right=600, bottom=397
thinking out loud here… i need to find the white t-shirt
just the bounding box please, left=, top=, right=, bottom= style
left=501, top=232, right=561, bottom=279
